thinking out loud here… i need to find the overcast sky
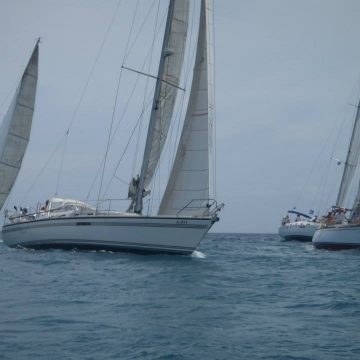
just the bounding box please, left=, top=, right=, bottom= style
left=1, top=0, right=360, bottom=233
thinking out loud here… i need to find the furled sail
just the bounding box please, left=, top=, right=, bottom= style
left=131, top=0, right=189, bottom=213
left=158, top=0, right=215, bottom=217
left=0, top=41, right=39, bottom=209
left=336, top=101, right=360, bottom=207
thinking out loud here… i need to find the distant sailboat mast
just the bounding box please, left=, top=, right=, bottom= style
left=131, top=0, right=189, bottom=214
left=336, top=99, right=360, bottom=207
left=0, top=40, right=39, bottom=209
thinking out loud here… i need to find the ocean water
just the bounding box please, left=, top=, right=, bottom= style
left=0, top=233, right=359, bottom=360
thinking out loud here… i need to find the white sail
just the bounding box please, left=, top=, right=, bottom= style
left=159, top=0, right=215, bottom=217
left=336, top=101, right=360, bottom=207
left=132, top=0, right=189, bottom=213
left=1, top=5, right=221, bottom=255
left=351, top=187, right=360, bottom=219
left=0, top=42, right=39, bottom=209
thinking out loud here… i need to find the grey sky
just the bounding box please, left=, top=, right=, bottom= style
left=1, top=0, right=360, bottom=233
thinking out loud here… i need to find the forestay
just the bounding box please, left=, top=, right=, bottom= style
left=336, top=101, right=360, bottom=207
left=0, top=42, right=39, bottom=209
left=133, top=0, right=189, bottom=212
left=159, top=0, right=215, bottom=217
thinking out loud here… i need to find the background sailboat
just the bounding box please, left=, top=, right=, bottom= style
left=278, top=210, right=319, bottom=242
left=2, top=0, right=223, bottom=254
left=313, top=98, right=360, bottom=249
left=0, top=41, right=39, bottom=210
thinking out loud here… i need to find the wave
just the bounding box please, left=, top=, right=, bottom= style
left=191, top=250, right=206, bottom=259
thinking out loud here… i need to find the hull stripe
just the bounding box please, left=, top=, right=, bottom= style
left=9, top=238, right=195, bottom=253
left=3, top=215, right=211, bottom=228
left=313, top=242, right=360, bottom=250
left=2, top=220, right=209, bottom=233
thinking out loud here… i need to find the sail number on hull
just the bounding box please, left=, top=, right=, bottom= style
left=176, top=219, right=188, bottom=225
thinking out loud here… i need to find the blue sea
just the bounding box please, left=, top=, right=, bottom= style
left=0, top=233, right=359, bottom=360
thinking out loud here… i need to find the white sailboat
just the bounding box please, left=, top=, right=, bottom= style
left=313, top=97, right=360, bottom=249
left=2, top=0, right=223, bottom=255
left=0, top=41, right=39, bottom=211
left=278, top=210, right=319, bottom=242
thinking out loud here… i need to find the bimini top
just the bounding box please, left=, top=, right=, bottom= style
left=287, top=210, right=312, bottom=219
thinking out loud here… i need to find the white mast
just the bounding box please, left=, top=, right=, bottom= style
left=0, top=41, right=39, bottom=209
left=336, top=100, right=360, bottom=207
left=159, top=0, right=215, bottom=217
left=131, top=0, right=189, bottom=214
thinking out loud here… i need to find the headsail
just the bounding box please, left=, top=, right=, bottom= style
left=336, top=101, right=360, bottom=207
left=131, top=0, right=189, bottom=213
left=158, top=0, right=215, bottom=217
left=0, top=41, right=39, bottom=210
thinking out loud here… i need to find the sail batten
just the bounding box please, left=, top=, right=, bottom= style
left=0, top=42, right=39, bottom=210
left=132, top=0, right=189, bottom=213
left=159, top=0, right=214, bottom=217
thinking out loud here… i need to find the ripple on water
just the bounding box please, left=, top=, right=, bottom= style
left=0, top=233, right=359, bottom=359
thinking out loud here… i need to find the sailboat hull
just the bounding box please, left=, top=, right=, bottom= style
left=312, top=225, right=360, bottom=250
left=1, top=216, right=214, bottom=254
left=278, top=221, right=318, bottom=241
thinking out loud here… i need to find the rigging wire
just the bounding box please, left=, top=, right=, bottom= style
left=19, top=0, right=124, bottom=203
left=20, top=135, right=68, bottom=204
left=122, top=0, right=140, bottom=62
left=96, top=63, right=123, bottom=210
left=132, top=0, right=161, bottom=178
left=55, top=131, right=68, bottom=196
left=102, top=94, right=155, bottom=197
left=122, top=0, right=158, bottom=65
left=94, top=0, right=142, bottom=209
left=55, top=0, right=124, bottom=196
left=292, top=102, right=350, bottom=211
left=86, top=8, right=168, bottom=200
left=315, top=104, right=355, bottom=214
left=84, top=73, right=156, bottom=200
left=316, top=157, right=334, bottom=215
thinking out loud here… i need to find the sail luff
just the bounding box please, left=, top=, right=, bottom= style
left=0, top=41, right=39, bottom=209
left=336, top=100, right=360, bottom=207
left=159, top=0, right=213, bottom=217
left=133, top=0, right=189, bottom=214
left=206, top=0, right=216, bottom=201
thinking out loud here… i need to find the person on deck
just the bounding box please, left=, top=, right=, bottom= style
left=334, top=209, right=346, bottom=224
left=324, top=211, right=334, bottom=225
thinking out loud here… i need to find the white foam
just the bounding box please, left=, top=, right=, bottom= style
left=305, top=243, right=315, bottom=252
left=191, top=250, right=206, bottom=259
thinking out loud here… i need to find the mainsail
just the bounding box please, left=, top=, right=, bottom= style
left=132, top=0, right=189, bottom=213
left=159, top=0, right=215, bottom=216
left=336, top=100, right=360, bottom=207
left=0, top=41, right=39, bottom=209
